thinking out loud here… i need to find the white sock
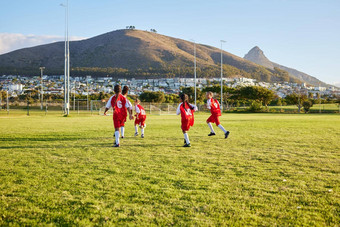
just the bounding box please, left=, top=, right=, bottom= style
left=218, top=124, right=227, bottom=133
left=121, top=127, right=125, bottom=137
left=184, top=133, right=190, bottom=144
left=207, top=123, right=215, bottom=133
left=135, top=125, right=138, bottom=133
left=115, top=131, right=120, bottom=144
left=141, top=128, right=144, bottom=135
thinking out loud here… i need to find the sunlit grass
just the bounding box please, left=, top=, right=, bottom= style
left=0, top=113, right=339, bottom=225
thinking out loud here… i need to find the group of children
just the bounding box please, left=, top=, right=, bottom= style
left=103, top=85, right=146, bottom=147
left=176, top=91, right=230, bottom=147
left=104, top=85, right=230, bottom=148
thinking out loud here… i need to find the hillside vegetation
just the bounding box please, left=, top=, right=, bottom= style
left=0, top=29, right=300, bottom=83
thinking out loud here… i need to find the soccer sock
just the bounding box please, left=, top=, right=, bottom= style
left=115, top=131, right=120, bottom=144
left=208, top=123, right=215, bottom=133
left=121, top=127, right=125, bottom=137
left=218, top=124, right=227, bottom=133
left=141, top=128, right=144, bottom=135
left=135, top=125, right=138, bottom=133
left=184, top=133, right=190, bottom=144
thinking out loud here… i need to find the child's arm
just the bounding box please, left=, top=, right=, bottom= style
left=176, top=103, right=181, bottom=115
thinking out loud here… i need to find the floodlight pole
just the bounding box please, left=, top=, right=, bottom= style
left=190, top=39, right=197, bottom=106
left=6, top=90, right=9, bottom=114
left=61, top=0, right=70, bottom=115
left=87, top=79, right=89, bottom=111
left=220, top=40, right=226, bottom=109
left=73, top=80, right=76, bottom=110
left=39, top=67, right=45, bottom=110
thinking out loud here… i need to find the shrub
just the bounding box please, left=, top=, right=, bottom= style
left=248, top=101, right=263, bottom=113
left=302, top=100, right=313, bottom=113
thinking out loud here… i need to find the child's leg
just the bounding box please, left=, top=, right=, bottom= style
left=217, top=124, right=227, bottom=133
left=207, top=122, right=215, bottom=133
left=183, top=130, right=190, bottom=144
left=141, top=126, right=144, bottom=136
left=121, top=126, right=125, bottom=138
left=114, top=128, right=120, bottom=145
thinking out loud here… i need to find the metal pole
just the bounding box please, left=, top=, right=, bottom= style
left=6, top=90, right=9, bottom=114
left=298, top=87, right=301, bottom=113
left=220, top=40, right=226, bottom=109
left=66, top=0, right=70, bottom=116
left=319, top=83, right=321, bottom=113
left=39, top=67, right=45, bottom=110
left=87, top=80, right=89, bottom=111
left=73, top=80, right=75, bottom=110
left=62, top=3, right=67, bottom=115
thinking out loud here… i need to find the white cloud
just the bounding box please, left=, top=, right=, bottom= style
left=0, top=33, right=86, bottom=55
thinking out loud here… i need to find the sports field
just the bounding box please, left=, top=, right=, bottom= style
left=0, top=113, right=339, bottom=225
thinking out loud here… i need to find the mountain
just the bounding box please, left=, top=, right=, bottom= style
left=244, top=46, right=327, bottom=86
left=0, top=29, right=300, bottom=83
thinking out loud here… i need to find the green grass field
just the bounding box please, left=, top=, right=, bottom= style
left=0, top=113, right=339, bottom=225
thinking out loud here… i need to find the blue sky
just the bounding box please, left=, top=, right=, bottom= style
left=0, top=0, right=339, bottom=85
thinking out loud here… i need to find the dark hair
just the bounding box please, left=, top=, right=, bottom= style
left=122, top=85, right=129, bottom=95
left=114, top=85, right=121, bottom=94
left=135, top=98, right=140, bottom=103
left=179, top=93, right=194, bottom=111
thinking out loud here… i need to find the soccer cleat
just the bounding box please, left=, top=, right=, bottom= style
left=141, top=134, right=144, bottom=138
left=225, top=131, right=230, bottom=139
left=208, top=132, right=216, bottom=136
left=183, top=143, right=191, bottom=147
left=121, top=136, right=124, bottom=139
left=113, top=144, right=120, bottom=147
left=134, top=132, right=139, bottom=136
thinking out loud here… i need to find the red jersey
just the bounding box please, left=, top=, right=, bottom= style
left=208, top=98, right=221, bottom=116
left=135, top=104, right=146, bottom=127
left=110, top=94, right=127, bottom=117
left=136, top=104, right=146, bottom=119
left=180, top=102, right=195, bottom=131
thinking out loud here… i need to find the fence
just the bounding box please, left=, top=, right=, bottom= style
left=0, top=100, right=339, bottom=115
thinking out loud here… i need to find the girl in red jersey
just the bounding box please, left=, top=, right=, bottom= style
left=103, top=85, right=132, bottom=147
left=121, top=85, right=133, bottom=139
left=176, top=93, right=198, bottom=147
left=134, top=98, right=146, bottom=138
left=206, top=91, right=230, bottom=139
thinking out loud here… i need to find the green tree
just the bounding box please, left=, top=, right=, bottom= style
left=139, top=91, right=165, bottom=103
left=180, top=87, right=205, bottom=104
left=302, top=100, right=313, bottom=113
left=238, top=86, right=275, bottom=108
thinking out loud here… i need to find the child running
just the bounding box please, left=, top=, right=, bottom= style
left=104, top=85, right=132, bottom=147
left=121, top=85, right=133, bottom=138
left=176, top=93, right=198, bottom=147
left=134, top=98, right=146, bottom=138
left=206, top=91, right=230, bottom=139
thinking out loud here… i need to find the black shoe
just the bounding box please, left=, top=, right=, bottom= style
left=208, top=132, right=216, bottom=136
left=225, top=131, right=230, bottom=139
left=113, top=143, right=120, bottom=147
left=183, top=143, right=191, bottom=147
left=141, top=134, right=144, bottom=138
left=121, top=136, right=124, bottom=139
left=134, top=132, right=138, bottom=136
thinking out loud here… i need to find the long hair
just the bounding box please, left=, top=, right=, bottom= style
left=114, top=85, right=121, bottom=95
left=122, top=86, right=129, bottom=95
left=179, top=93, right=194, bottom=111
